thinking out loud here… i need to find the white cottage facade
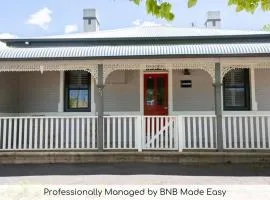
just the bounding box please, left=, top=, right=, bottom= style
left=1, top=23, right=270, bottom=152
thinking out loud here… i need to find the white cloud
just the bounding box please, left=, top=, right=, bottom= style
left=0, top=33, right=18, bottom=47
left=26, top=7, right=52, bottom=30
left=65, top=24, right=78, bottom=34
left=0, top=33, right=17, bottom=39
left=132, top=19, right=141, bottom=26
left=141, top=21, right=162, bottom=26
left=132, top=19, right=171, bottom=27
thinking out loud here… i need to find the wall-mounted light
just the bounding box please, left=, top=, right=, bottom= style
left=183, top=69, right=190, bottom=75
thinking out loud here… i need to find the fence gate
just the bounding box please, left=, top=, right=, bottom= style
left=143, top=116, right=178, bottom=150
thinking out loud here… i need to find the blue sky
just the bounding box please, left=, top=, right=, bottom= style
left=0, top=0, right=270, bottom=38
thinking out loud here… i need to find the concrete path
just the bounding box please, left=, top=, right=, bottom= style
left=0, top=163, right=270, bottom=185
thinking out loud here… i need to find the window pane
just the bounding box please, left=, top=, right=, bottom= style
left=224, top=88, right=245, bottom=107
left=157, top=77, right=165, bottom=106
left=146, top=77, right=154, bottom=106
left=69, top=90, right=89, bottom=108
left=223, top=69, right=245, bottom=87
left=223, top=69, right=249, bottom=110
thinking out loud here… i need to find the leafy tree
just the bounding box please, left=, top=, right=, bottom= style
left=262, top=24, right=270, bottom=31
left=132, top=0, right=270, bottom=21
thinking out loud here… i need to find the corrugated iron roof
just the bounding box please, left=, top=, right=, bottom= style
left=0, top=42, right=6, bottom=48
left=31, top=26, right=270, bottom=39
left=0, top=43, right=270, bottom=59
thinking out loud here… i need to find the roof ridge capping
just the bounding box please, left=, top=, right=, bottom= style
left=32, top=26, right=270, bottom=38
left=1, top=26, right=270, bottom=43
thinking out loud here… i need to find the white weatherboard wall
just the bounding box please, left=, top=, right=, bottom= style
left=255, top=69, right=270, bottom=111
left=102, top=70, right=140, bottom=112
left=19, top=72, right=60, bottom=112
left=173, top=69, right=215, bottom=111
left=0, top=72, right=19, bottom=112
left=0, top=72, right=60, bottom=113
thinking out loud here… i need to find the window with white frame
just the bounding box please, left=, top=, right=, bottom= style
left=223, top=69, right=250, bottom=110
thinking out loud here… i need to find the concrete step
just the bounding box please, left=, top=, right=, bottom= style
left=0, top=151, right=270, bottom=164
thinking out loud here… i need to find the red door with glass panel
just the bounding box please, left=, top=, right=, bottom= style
left=144, top=73, right=168, bottom=116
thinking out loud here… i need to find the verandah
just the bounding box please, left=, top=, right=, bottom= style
left=0, top=58, right=270, bottom=151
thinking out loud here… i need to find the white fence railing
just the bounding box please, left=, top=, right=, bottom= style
left=183, top=115, right=217, bottom=149
left=143, top=116, right=178, bottom=150
left=223, top=115, right=270, bottom=149
left=0, top=116, right=98, bottom=150
left=1, top=114, right=270, bottom=151
left=103, top=116, right=139, bottom=149
left=103, top=115, right=217, bottom=151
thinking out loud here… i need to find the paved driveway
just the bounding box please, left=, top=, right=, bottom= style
left=0, top=163, right=270, bottom=185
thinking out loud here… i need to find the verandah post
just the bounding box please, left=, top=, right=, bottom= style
left=214, top=62, right=223, bottom=151
left=97, top=64, right=104, bottom=151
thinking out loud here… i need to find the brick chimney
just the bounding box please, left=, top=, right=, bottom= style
left=205, top=11, right=221, bottom=29
left=83, top=8, right=99, bottom=32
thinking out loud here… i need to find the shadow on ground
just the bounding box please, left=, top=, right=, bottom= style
left=0, top=163, right=270, bottom=177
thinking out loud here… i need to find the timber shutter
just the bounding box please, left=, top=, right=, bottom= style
left=223, top=69, right=250, bottom=110
left=67, top=71, right=89, bottom=88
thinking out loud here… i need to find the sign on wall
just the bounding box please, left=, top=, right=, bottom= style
left=181, top=80, right=192, bottom=88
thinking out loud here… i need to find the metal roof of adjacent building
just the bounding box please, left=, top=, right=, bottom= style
left=0, top=26, right=270, bottom=59
left=30, top=26, right=270, bottom=39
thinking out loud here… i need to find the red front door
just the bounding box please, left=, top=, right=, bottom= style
left=144, top=73, right=168, bottom=116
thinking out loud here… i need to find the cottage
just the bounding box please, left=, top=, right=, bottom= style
left=0, top=9, right=270, bottom=152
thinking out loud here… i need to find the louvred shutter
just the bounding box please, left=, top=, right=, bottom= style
left=224, top=69, right=247, bottom=108
left=68, top=71, right=89, bottom=88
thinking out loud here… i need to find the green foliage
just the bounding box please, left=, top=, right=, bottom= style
left=132, top=0, right=174, bottom=21
left=188, top=0, right=197, bottom=8
left=261, top=0, right=270, bottom=11
left=228, top=0, right=270, bottom=13
left=131, top=0, right=270, bottom=21
left=262, top=24, right=270, bottom=31
left=132, top=0, right=142, bottom=5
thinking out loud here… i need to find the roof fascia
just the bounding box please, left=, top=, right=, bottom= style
left=2, top=34, right=270, bottom=44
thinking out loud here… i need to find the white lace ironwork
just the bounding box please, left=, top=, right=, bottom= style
left=1, top=60, right=270, bottom=83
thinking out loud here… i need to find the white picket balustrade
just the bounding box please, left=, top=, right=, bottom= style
left=2, top=114, right=270, bottom=151
left=141, top=115, right=215, bottom=150
left=103, top=116, right=138, bottom=149
left=182, top=115, right=217, bottom=149
left=223, top=115, right=270, bottom=149
left=0, top=116, right=97, bottom=150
